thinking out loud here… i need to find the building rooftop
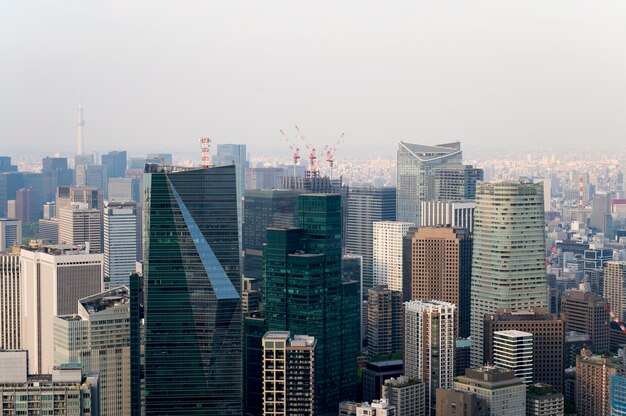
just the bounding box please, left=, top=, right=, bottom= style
left=79, top=286, right=129, bottom=315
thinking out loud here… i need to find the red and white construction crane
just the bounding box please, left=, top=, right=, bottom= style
left=323, top=132, right=345, bottom=179
left=279, top=129, right=301, bottom=176
left=295, top=125, right=318, bottom=173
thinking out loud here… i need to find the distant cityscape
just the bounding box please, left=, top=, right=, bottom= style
left=2, top=105, right=626, bottom=416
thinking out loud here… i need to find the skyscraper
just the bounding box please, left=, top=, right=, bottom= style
left=15, top=187, right=40, bottom=221
left=470, top=182, right=547, bottom=367
left=404, top=300, right=455, bottom=415
left=213, top=144, right=249, bottom=241
left=262, top=331, right=316, bottom=416
left=0, top=218, right=21, bottom=252
left=367, top=285, right=404, bottom=358
left=433, top=164, right=483, bottom=200
left=404, top=226, right=472, bottom=338
left=143, top=164, right=242, bottom=415
left=561, top=289, right=610, bottom=353
left=54, top=286, right=131, bottom=415
left=104, top=201, right=137, bottom=287
left=484, top=308, right=565, bottom=392
left=604, top=261, right=626, bottom=322
left=20, top=244, right=103, bottom=374
left=0, top=253, right=21, bottom=350
left=373, top=221, right=414, bottom=295
left=396, top=141, right=463, bottom=225
left=576, top=349, right=623, bottom=416
left=420, top=200, right=475, bottom=232
left=101, top=150, right=128, bottom=179
left=242, top=189, right=300, bottom=280
left=345, top=186, right=397, bottom=291
left=42, top=157, right=73, bottom=203
left=263, top=194, right=358, bottom=411
left=58, top=203, right=102, bottom=253
left=76, top=104, right=85, bottom=156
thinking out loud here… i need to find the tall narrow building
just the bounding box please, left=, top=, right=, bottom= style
left=0, top=218, right=21, bottom=252
left=367, top=285, right=404, bottom=358
left=396, top=141, right=463, bottom=224
left=470, top=182, right=547, bottom=367
left=20, top=244, right=103, bottom=374
left=373, top=221, right=414, bottom=296
left=58, top=202, right=102, bottom=253
left=0, top=253, right=21, bottom=349
left=404, top=226, right=472, bottom=337
left=604, top=261, right=626, bottom=322
left=263, top=194, right=358, bottom=412
left=345, top=186, right=396, bottom=290
left=404, top=300, right=455, bottom=415
left=143, top=164, right=242, bottom=415
left=104, top=200, right=137, bottom=287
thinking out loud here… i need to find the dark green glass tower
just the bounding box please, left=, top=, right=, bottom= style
left=143, top=165, right=242, bottom=415
left=263, top=194, right=358, bottom=412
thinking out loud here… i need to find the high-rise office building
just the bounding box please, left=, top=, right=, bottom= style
left=367, top=286, right=403, bottom=358
left=242, top=189, right=300, bottom=280
left=76, top=164, right=108, bottom=194
left=492, top=330, right=533, bottom=384
left=0, top=156, right=17, bottom=173
left=38, top=218, right=59, bottom=244
left=42, top=156, right=73, bottom=203
left=362, top=359, right=404, bottom=404
left=213, top=144, right=249, bottom=241
left=345, top=186, right=397, bottom=290
left=576, top=349, right=623, bottom=416
left=0, top=253, right=21, bottom=350
left=420, top=200, right=476, bottom=232
left=611, top=371, right=626, bottom=416
left=561, top=289, right=610, bottom=353
left=604, top=261, right=626, bottom=322
left=404, top=226, right=472, bottom=337
left=433, top=164, right=484, bottom=201
left=244, top=312, right=267, bottom=416
left=101, top=150, right=127, bottom=179
left=0, top=172, right=44, bottom=218
left=591, top=192, right=612, bottom=234
left=373, top=221, right=414, bottom=294
left=396, top=141, right=463, bottom=224
left=454, top=366, right=526, bottom=416
left=54, top=286, right=131, bottom=415
left=58, top=203, right=102, bottom=253
left=382, top=376, right=426, bottom=416
left=404, top=300, right=455, bottom=415
left=262, top=331, right=316, bottom=416
left=20, top=244, right=103, bottom=374
left=108, top=177, right=140, bottom=202
left=104, top=201, right=137, bottom=287
left=0, top=218, right=21, bottom=252
left=484, top=308, right=565, bottom=392
left=470, top=182, right=547, bottom=367
left=263, top=194, right=358, bottom=411
left=56, top=186, right=103, bottom=212
left=143, top=164, right=242, bottom=415
left=15, top=187, right=40, bottom=221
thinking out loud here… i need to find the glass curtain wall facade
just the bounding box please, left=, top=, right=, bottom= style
left=143, top=165, right=242, bottom=415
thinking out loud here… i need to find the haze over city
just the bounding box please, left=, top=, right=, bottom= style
left=2, top=0, right=626, bottom=156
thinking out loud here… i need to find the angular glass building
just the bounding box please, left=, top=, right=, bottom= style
left=143, top=165, right=242, bottom=415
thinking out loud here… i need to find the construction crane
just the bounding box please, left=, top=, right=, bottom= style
left=199, top=137, right=211, bottom=168
left=295, top=125, right=318, bottom=173
left=279, top=129, right=301, bottom=176
left=323, top=132, right=345, bottom=179
left=604, top=305, right=626, bottom=335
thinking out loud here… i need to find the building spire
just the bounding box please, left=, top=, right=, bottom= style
left=77, top=104, right=85, bottom=155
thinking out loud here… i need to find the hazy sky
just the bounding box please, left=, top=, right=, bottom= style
left=2, top=1, right=626, bottom=157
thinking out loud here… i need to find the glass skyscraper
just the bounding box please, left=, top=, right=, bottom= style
left=345, top=186, right=396, bottom=291
left=396, top=141, right=462, bottom=225
left=263, top=194, right=359, bottom=412
left=143, top=164, right=242, bottom=415
left=470, top=181, right=547, bottom=367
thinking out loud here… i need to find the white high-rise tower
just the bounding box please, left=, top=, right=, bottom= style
left=77, top=104, right=85, bottom=155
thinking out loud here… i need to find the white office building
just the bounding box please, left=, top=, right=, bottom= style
left=104, top=201, right=137, bottom=287
left=373, top=221, right=415, bottom=293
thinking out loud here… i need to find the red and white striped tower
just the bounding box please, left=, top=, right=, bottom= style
left=579, top=177, right=584, bottom=209
left=200, top=137, right=211, bottom=168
